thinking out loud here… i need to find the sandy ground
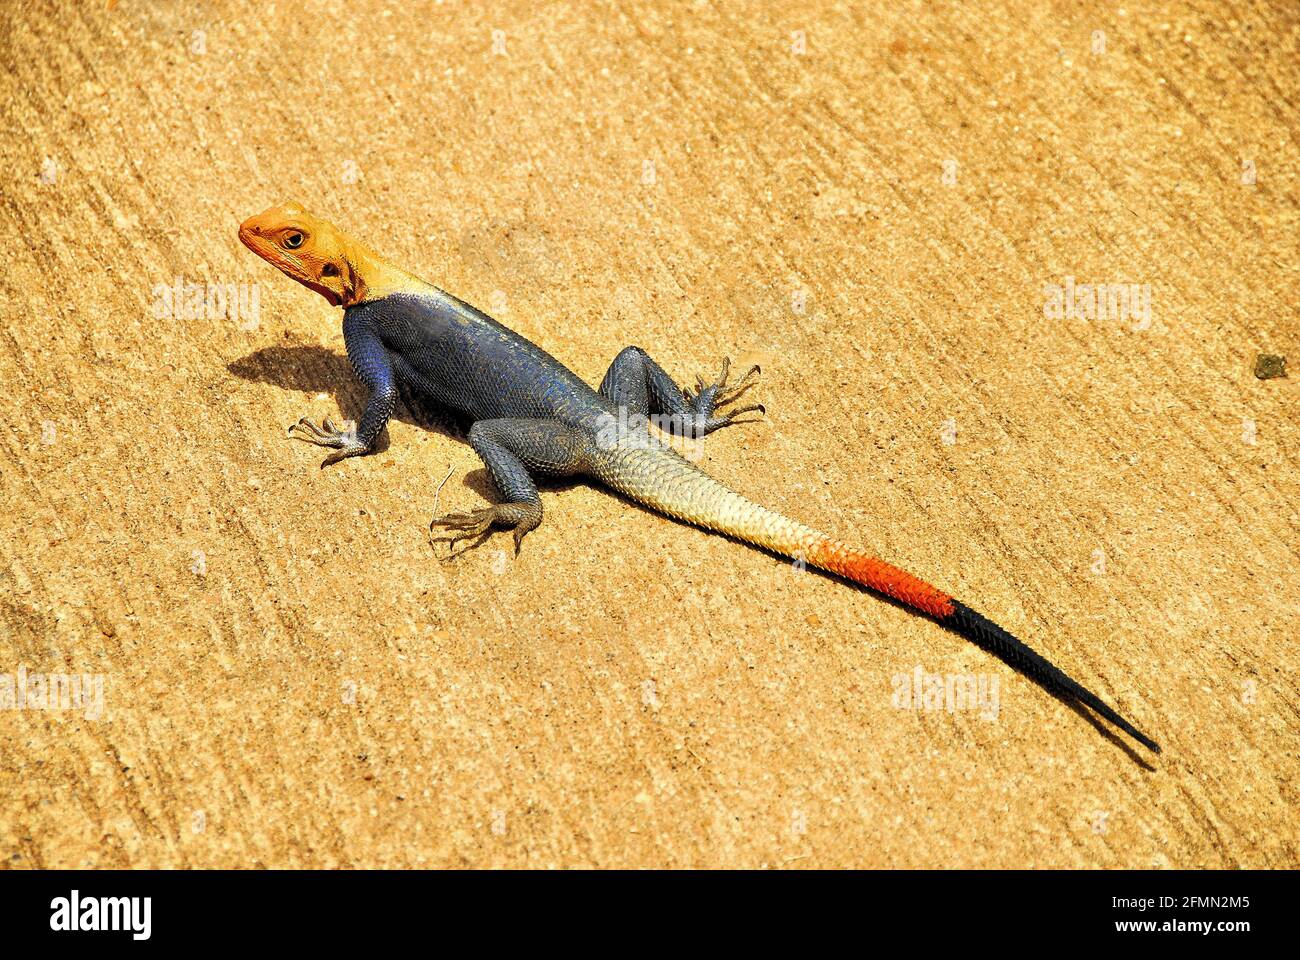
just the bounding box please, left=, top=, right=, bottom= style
left=0, top=0, right=1296, bottom=869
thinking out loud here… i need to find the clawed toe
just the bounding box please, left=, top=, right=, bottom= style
left=702, top=403, right=765, bottom=432
left=723, top=401, right=765, bottom=421
left=288, top=417, right=324, bottom=441
left=686, top=357, right=765, bottom=431
left=287, top=416, right=368, bottom=466
left=288, top=416, right=354, bottom=447
left=715, top=377, right=758, bottom=408
left=429, top=507, right=498, bottom=551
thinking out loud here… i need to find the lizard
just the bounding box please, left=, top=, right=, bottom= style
left=238, top=201, right=1161, bottom=755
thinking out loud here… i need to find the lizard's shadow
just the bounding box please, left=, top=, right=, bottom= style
left=227, top=344, right=582, bottom=503
left=228, top=345, right=447, bottom=434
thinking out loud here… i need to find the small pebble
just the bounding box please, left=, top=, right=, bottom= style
left=1254, top=354, right=1287, bottom=379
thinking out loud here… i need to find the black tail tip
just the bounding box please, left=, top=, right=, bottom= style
left=1126, top=727, right=1162, bottom=755
left=1113, top=722, right=1161, bottom=754
left=945, top=600, right=1161, bottom=755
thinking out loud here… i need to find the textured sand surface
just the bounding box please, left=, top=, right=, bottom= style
left=1, top=0, right=1296, bottom=868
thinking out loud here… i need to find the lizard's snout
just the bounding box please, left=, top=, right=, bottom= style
left=238, top=216, right=262, bottom=250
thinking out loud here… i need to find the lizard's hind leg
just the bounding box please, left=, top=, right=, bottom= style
left=430, top=418, right=591, bottom=554
left=598, top=346, right=762, bottom=438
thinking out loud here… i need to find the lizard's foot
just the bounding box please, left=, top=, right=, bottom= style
left=429, top=501, right=542, bottom=556
left=683, top=357, right=764, bottom=435
left=429, top=507, right=497, bottom=551
left=287, top=416, right=369, bottom=467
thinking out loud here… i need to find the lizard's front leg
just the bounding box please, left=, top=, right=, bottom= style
left=288, top=312, right=398, bottom=467
left=599, top=345, right=762, bottom=438
left=431, top=418, right=592, bottom=554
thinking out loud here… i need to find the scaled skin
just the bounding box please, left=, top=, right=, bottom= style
left=238, top=202, right=1161, bottom=754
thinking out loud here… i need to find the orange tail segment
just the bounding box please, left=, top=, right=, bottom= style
left=806, top=540, right=955, bottom=619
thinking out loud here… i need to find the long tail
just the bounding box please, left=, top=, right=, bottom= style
left=595, top=440, right=1160, bottom=753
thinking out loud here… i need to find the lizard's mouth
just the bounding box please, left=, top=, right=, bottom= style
left=303, top=279, right=344, bottom=307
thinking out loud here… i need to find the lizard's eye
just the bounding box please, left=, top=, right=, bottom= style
left=283, top=232, right=305, bottom=249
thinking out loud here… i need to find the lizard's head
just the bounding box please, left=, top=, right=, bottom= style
left=239, top=201, right=365, bottom=307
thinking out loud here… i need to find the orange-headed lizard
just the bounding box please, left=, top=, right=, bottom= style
left=239, top=201, right=1160, bottom=754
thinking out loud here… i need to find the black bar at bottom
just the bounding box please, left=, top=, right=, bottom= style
left=0, top=868, right=1278, bottom=946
